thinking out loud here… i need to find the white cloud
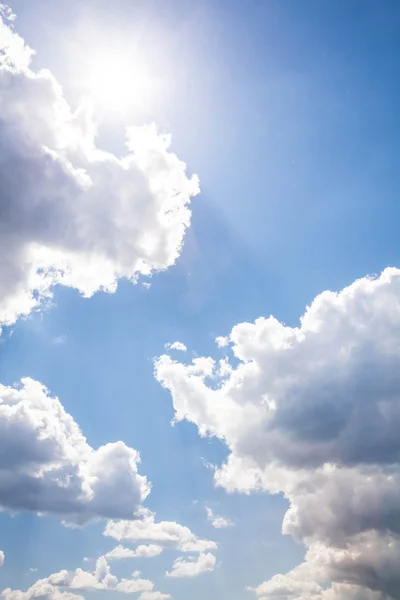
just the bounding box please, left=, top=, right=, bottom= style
left=249, top=573, right=322, bottom=598
left=205, top=507, right=233, bottom=529
left=0, top=377, right=149, bottom=521
left=316, top=585, right=387, bottom=600
left=250, top=576, right=385, bottom=600
left=165, top=552, right=216, bottom=578
left=68, top=556, right=117, bottom=590
left=0, top=4, right=15, bottom=21
left=2, top=581, right=83, bottom=600
left=105, top=544, right=163, bottom=560
left=115, top=578, right=154, bottom=594
left=105, top=546, right=137, bottom=560
left=0, top=12, right=199, bottom=334
left=165, top=341, right=187, bottom=352
left=3, top=557, right=168, bottom=598
left=105, top=509, right=216, bottom=553
left=288, top=532, right=400, bottom=599
left=68, top=556, right=156, bottom=593
left=0, top=551, right=4, bottom=567
left=138, top=593, right=171, bottom=600
left=155, top=268, right=400, bottom=598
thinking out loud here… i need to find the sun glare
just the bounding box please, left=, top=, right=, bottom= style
left=85, top=52, right=157, bottom=113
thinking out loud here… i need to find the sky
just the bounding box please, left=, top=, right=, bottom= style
left=0, top=1, right=400, bottom=599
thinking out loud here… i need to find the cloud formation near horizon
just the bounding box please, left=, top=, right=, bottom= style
left=2, top=556, right=170, bottom=600
left=156, top=268, right=400, bottom=599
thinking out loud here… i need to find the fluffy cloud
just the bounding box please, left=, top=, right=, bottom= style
left=2, top=582, right=83, bottom=600
left=165, top=342, right=187, bottom=352
left=3, top=557, right=168, bottom=598
left=138, top=593, right=171, bottom=600
left=288, top=532, right=400, bottom=599
left=0, top=551, right=3, bottom=567
left=165, top=552, right=216, bottom=578
left=105, top=544, right=163, bottom=560
left=0, top=9, right=199, bottom=333
left=316, top=585, right=386, bottom=600
left=250, top=577, right=385, bottom=600
left=249, top=573, right=322, bottom=598
left=105, top=509, right=217, bottom=553
left=0, top=377, right=149, bottom=521
left=155, top=268, right=400, bottom=598
left=205, top=507, right=233, bottom=529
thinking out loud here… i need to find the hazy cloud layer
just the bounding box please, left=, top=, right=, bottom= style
left=155, top=268, right=400, bottom=598
left=0, top=378, right=149, bottom=521
left=0, top=10, right=199, bottom=333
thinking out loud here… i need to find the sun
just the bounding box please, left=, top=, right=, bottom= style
left=85, top=51, right=156, bottom=113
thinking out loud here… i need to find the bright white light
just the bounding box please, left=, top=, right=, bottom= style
left=85, top=51, right=157, bottom=113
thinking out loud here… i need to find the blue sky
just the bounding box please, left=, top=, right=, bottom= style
left=0, top=1, right=400, bottom=599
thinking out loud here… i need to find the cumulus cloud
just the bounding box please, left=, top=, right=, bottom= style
left=0, top=377, right=149, bottom=521
left=2, top=582, right=83, bottom=600
left=165, top=552, right=216, bottom=578
left=64, top=556, right=158, bottom=594
left=105, top=546, right=137, bottom=560
left=138, top=593, right=171, bottom=600
left=250, top=576, right=385, bottom=600
left=3, top=557, right=168, bottom=598
left=155, top=268, right=400, bottom=598
left=205, top=506, right=233, bottom=529
left=115, top=578, right=155, bottom=594
left=288, top=532, right=400, bottom=600
left=165, top=341, right=187, bottom=352
left=0, top=10, right=199, bottom=333
left=105, top=509, right=216, bottom=553
left=316, top=585, right=386, bottom=600
left=249, top=573, right=322, bottom=598
left=105, top=544, right=163, bottom=560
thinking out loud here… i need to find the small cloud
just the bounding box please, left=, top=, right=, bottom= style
left=29, top=567, right=37, bottom=572
left=216, top=336, right=229, bottom=348
left=206, top=506, right=234, bottom=529
left=200, top=457, right=217, bottom=471
left=0, top=4, right=16, bottom=21
left=142, top=282, right=151, bottom=290
left=106, top=544, right=163, bottom=560
left=165, top=341, right=187, bottom=352
left=53, top=334, right=67, bottom=345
